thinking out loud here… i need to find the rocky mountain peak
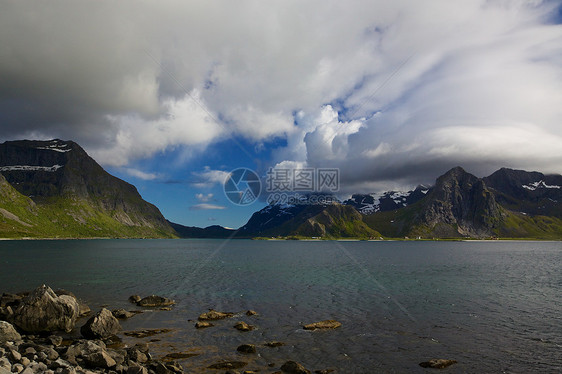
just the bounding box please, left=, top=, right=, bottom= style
left=419, top=167, right=501, bottom=237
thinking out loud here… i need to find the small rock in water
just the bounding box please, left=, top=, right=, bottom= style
left=419, top=359, right=457, bottom=369
left=195, top=321, right=214, bottom=329
left=128, top=295, right=141, bottom=304
left=302, top=320, right=341, bottom=330
left=234, top=321, right=255, bottom=332
left=236, top=344, right=257, bottom=354
left=78, top=303, right=91, bottom=317
left=245, top=310, right=258, bottom=316
left=280, top=360, right=311, bottom=374
left=136, top=295, right=175, bottom=307
left=112, top=309, right=136, bottom=319
left=198, top=309, right=235, bottom=321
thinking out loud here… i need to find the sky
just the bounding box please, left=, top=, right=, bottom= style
left=1, top=0, right=562, bottom=228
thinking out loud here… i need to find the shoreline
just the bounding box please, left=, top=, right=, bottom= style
left=1, top=236, right=560, bottom=241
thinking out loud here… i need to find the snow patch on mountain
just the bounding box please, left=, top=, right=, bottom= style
left=35, top=141, right=72, bottom=153
left=522, top=180, right=561, bottom=191
left=0, top=165, right=64, bottom=172
left=345, top=185, right=430, bottom=215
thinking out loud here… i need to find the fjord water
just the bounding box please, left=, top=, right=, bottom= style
left=0, top=240, right=560, bottom=373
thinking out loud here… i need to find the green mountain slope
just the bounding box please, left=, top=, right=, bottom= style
left=0, top=140, right=176, bottom=238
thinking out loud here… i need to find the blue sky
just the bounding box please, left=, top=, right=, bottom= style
left=1, top=0, right=562, bottom=228
left=107, top=136, right=276, bottom=228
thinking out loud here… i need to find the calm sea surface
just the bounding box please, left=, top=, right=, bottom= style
left=0, top=239, right=560, bottom=373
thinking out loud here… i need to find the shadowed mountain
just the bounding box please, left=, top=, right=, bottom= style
left=483, top=168, right=562, bottom=218
left=168, top=221, right=236, bottom=238
left=238, top=203, right=380, bottom=238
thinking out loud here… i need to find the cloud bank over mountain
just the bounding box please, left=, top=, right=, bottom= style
left=1, top=0, right=561, bottom=192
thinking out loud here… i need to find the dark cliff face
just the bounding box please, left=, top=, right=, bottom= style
left=417, top=167, right=501, bottom=236
left=238, top=204, right=310, bottom=236
left=484, top=168, right=562, bottom=218
left=0, top=139, right=174, bottom=235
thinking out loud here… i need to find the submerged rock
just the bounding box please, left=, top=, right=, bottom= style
left=162, top=352, right=198, bottom=361
left=302, top=320, right=341, bottom=330
left=207, top=361, right=247, bottom=370
left=264, top=341, right=285, bottom=348
left=81, top=308, right=122, bottom=339
left=124, top=329, right=173, bottom=338
left=136, top=295, right=175, bottom=307
left=0, top=321, right=21, bottom=342
left=198, top=309, right=235, bottom=321
left=280, top=360, right=311, bottom=374
left=236, top=344, right=256, bottom=354
left=9, top=285, right=79, bottom=333
left=419, top=359, right=457, bottom=369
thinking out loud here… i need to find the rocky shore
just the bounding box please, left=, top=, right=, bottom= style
left=0, top=285, right=344, bottom=374
left=1, top=285, right=456, bottom=373
left=0, top=285, right=184, bottom=374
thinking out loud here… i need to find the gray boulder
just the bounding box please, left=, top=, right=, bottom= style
left=0, top=321, right=21, bottom=343
left=80, top=308, right=122, bottom=339
left=84, top=351, right=117, bottom=369
left=9, top=285, right=79, bottom=333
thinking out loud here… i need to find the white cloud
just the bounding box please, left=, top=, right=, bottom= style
left=195, top=193, right=214, bottom=202
left=123, top=168, right=160, bottom=181
left=1, top=0, right=561, bottom=189
left=191, top=166, right=230, bottom=188
left=189, top=203, right=226, bottom=211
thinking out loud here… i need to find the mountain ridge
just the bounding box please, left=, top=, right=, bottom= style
left=240, top=166, right=562, bottom=240
left=1, top=138, right=560, bottom=240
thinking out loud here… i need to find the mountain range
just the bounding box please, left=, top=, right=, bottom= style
left=1, top=139, right=561, bottom=239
